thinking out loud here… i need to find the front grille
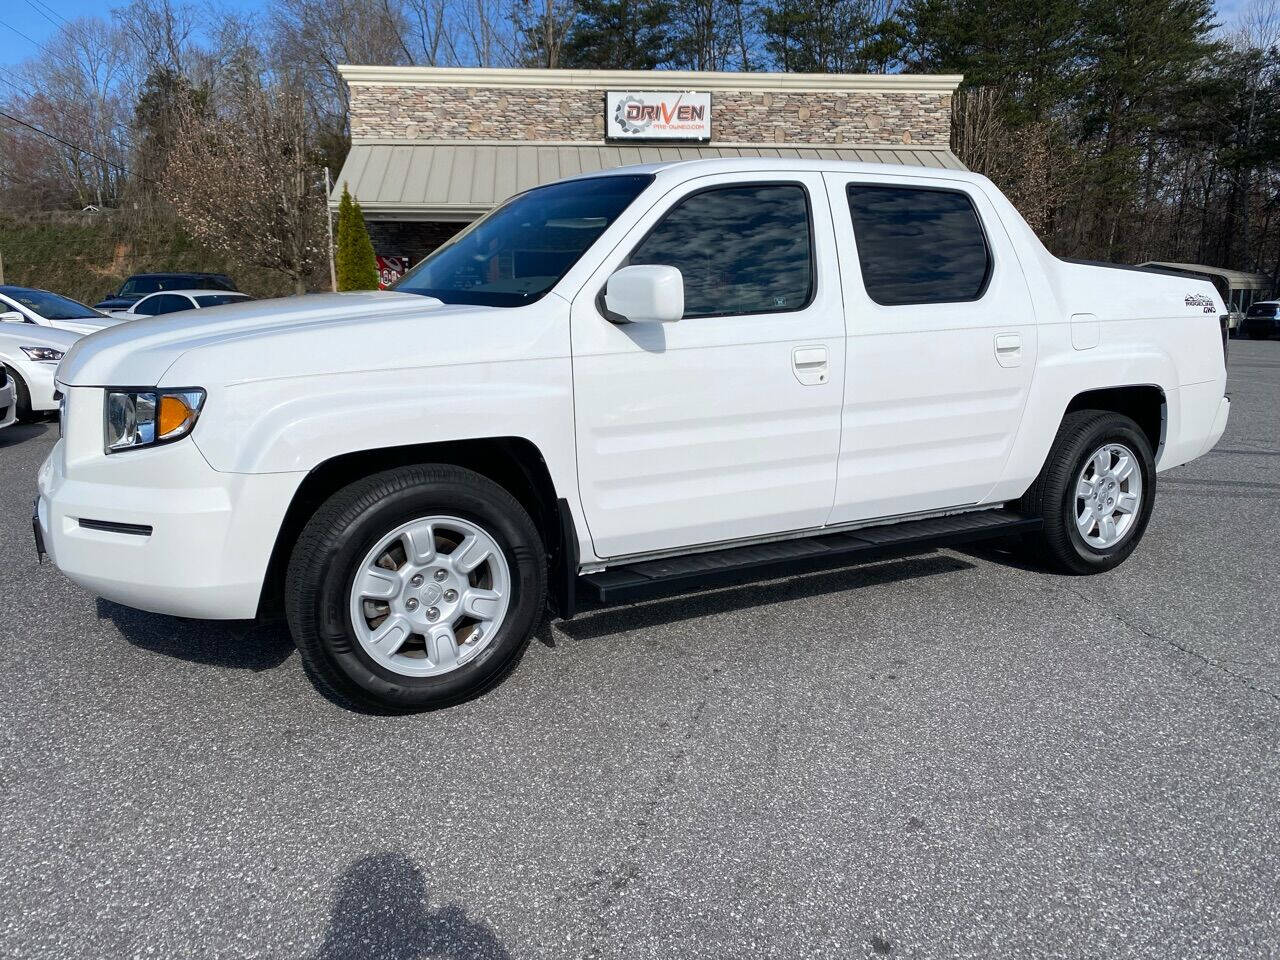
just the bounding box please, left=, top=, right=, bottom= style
left=0, top=364, right=8, bottom=388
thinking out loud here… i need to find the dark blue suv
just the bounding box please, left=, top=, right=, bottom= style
left=1241, top=301, right=1279, bottom=340
left=94, top=273, right=237, bottom=312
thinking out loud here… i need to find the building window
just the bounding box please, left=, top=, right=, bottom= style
left=846, top=185, right=992, bottom=306
left=628, top=183, right=814, bottom=318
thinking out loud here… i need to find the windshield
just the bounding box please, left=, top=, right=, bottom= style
left=395, top=174, right=655, bottom=307
left=119, top=277, right=164, bottom=296
left=4, top=289, right=105, bottom=320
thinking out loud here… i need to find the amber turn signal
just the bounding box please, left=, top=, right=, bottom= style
left=157, top=394, right=195, bottom=437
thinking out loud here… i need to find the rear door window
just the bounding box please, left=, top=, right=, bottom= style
left=845, top=186, right=992, bottom=306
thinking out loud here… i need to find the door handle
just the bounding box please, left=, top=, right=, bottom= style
left=792, top=345, right=829, bottom=385
left=994, top=333, right=1022, bottom=368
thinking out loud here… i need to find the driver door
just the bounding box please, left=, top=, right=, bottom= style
left=570, top=172, right=845, bottom=559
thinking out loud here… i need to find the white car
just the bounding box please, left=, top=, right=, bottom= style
left=0, top=286, right=122, bottom=335
left=111, top=289, right=253, bottom=320
left=37, top=159, right=1230, bottom=711
left=0, top=324, right=79, bottom=422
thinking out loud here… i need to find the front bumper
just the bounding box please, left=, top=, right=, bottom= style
left=36, top=389, right=305, bottom=619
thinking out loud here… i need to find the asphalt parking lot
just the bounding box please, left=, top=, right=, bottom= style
left=2, top=341, right=1278, bottom=960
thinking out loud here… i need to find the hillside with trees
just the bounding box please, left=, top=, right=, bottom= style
left=0, top=0, right=1276, bottom=297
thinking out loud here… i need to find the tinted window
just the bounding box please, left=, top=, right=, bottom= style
left=1, top=288, right=104, bottom=320
left=120, top=277, right=163, bottom=296
left=628, top=184, right=812, bottom=318
left=194, top=294, right=250, bottom=307
left=396, top=175, right=654, bottom=308
left=846, top=186, right=991, bottom=305
left=136, top=294, right=191, bottom=316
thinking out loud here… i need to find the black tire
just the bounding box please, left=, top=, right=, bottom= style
left=11, top=370, right=34, bottom=422
left=285, top=464, right=546, bottom=712
left=1015, top=410, right=1157, bottom=575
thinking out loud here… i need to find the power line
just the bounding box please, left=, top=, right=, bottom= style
left=0, top=67, right=143, bottom=159
left=0, top=110, right=150, bottom=183
left=28, top=0, right=68, bottom=27
left=21, top=0, right=61, bottom=30
left=0, top=15, right=43, bottom=48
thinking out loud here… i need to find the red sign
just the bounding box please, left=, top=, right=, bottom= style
left=377, top=256, right=410, bottom=289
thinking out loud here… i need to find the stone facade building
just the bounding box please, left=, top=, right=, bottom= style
left=333, top=66, right=964, bottom=268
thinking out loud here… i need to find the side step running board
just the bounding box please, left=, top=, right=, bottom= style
left=579, top=509, right=1041, bottom=606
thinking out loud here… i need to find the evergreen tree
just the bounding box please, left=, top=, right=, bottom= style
left=900, top=0, right=1086, bottom=124
left=759, top=0, right=908, bottom=74
left=335, top=184, right=378, bottom=291
left=560, top=0, right=675, bottom=69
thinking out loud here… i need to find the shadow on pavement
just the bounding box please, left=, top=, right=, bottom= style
left=560, top=551, right=973, bottom=643
left=0, top=419, right=54, bottom=448
left=306, top=853, right=511, bottom=960
left=97, top=598, right=295, bottom=671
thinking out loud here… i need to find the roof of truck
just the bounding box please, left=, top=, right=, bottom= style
left=332, top=145, right=972, bottom=220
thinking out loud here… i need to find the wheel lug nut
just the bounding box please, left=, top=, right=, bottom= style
left=444, top=589, right=458, bottom=602
left=434, top=569, right=448, bottom=582
left=406, top=598, right=419, bottom=611
left=410, top=574, right=424, bottom=587
left=426, top=607, right=440, bottom=621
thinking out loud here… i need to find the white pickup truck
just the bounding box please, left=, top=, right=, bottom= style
left=37, top=159, right=1230, bottom=711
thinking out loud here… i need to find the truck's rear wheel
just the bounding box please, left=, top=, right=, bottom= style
left=1016, top=411, right=1156, bottom=574
left=285, top=464, right=546, bottom=712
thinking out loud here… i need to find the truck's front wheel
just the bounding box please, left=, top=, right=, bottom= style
left=1016, top=411, right=1156, bottom=574
left=285, top=464, right=546, bottom=712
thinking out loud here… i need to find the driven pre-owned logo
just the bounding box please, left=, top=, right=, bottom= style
left=615, top=94, right=705, bottom=134
left=607, top=91, right=712, bottom=140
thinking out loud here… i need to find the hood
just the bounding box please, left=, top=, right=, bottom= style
left=57, top=315, right=125, bottom=335
left=0, top=323, right=81, bottom=357
left=94, top=296, right=138, bottom=310
left=57, top=290, right=517, bottom=387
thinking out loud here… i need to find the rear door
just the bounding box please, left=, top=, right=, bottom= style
left=823, top=173, right=1037, bottom=524
left=571, top=172, right=845, bottom=559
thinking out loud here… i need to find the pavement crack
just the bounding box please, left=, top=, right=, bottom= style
left=1055, top=581, right=1280, bottom=707
left=580, top=664, right=721, bottom=957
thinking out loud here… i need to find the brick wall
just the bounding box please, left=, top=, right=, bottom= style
left=349, top=85, right=952, bottom=147
left=368, top=220, right=461, bottom=264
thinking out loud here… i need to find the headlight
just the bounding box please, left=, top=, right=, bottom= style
left=20, top=346, right=64, bottom=362
left=104, top=388, right=205, bottom=453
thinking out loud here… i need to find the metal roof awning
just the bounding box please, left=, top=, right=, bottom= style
left=332, top=140, right=968, bottom=220
left=1140, top=262, right=1271, bottom=291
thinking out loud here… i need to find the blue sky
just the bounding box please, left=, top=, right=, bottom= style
left=0, top=0, right=1256, bottom=62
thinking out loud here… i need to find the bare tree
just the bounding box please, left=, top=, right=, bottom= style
left=9, top=17, right=133, bottom=208
left=952, top=87, right=1059, bottom=237
left=511, top=0, right=576, bottom=67
left=163, top=80, right=325, bottom=293
left=113, top=0, right=198, bottom=76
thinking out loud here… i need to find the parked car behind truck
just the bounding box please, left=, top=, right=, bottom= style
left=0, top=325, right=79, bottom=421
left=1241, top=301, right=1279, bottom=339
left=94, top=273, right=237, bottom=313
left=0, top=286, right=122, bottom=335
left=37, top=159, right=1230, bottom=711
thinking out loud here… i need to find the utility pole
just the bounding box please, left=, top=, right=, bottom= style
left=0, top=249, right=5, bottom=285
left=323, top=166, right=337, bottom=292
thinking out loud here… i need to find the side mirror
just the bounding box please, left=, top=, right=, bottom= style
left=605, top=265, right=683, bottom=323
left=0, top=311, right=24, bottom=323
